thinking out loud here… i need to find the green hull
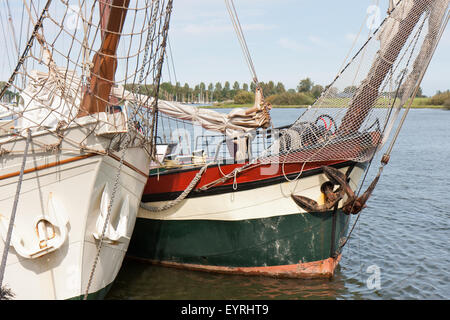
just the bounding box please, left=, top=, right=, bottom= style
left=69, top=282, right=114, bottom=300
left=127, top=209, right=350, bottom=271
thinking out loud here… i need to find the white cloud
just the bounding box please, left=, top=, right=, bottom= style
left=308, top=35, right=327, bottom=47
left=345, top=33, right=358, bottom=42
left=278, top=37, right=306, bottom=52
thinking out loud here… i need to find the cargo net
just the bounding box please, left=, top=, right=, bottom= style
left=0, top=0, right=172, bottom=149
left=259, top=0, right=449, bottom=165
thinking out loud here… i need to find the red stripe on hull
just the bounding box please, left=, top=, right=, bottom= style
left=144, top=160, right=345, bottom=195
left=128, top=255, right=342, bottom=279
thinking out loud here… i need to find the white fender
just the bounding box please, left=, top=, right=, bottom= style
left=0, top=192, right=70, bottom=259
left=93, top=183, right=130, bottom=244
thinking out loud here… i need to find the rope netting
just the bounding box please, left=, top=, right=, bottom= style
left=0, top=0, right=173, bottom=153
left=259, top=0, right=449, bottom=164
left=142, top=0, right=448, bottom=169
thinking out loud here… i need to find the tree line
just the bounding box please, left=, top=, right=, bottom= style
left=152, top=78, right=450, bottom=107
left=144, top=77, right=326, bottom=106
left=1, top=79, right=449, bottom=108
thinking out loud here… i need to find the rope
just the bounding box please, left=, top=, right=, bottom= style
left=140, top=163, right=209, bottom=212
left=224, top=0, right=259, bottom=85
left=0, top=0, right=52, bottom=101
left=0, top=129, right=32, bottom=290
left=338, top=9, right=449, bottom=253
left=83, top=134, right=130, bottom=300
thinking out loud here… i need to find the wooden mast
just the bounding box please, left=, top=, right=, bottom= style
left=78, top=0, right=130, bottom=117
left=337, top=0, right=432, bottom=135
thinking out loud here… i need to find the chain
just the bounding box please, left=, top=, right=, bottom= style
left=83, top=134, right=130, bottom=300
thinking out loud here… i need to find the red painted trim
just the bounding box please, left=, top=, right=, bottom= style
left=144, top=160, right=345, bottom=195
left=128, top=255, right=342, bottom=279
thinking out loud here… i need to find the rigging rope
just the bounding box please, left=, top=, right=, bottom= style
left=224, top=0, right=259, bottom=85
left=0, top=130, right=32, bottom=290
left=140, top=163, right=209, bottom=212
left=0, top=0, right=52, bottom=101
left=338, top=8, right=449, bottom=253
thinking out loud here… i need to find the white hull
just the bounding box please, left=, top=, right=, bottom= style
left=139, top=164, right=366, bottom=222
left=0, top=125, right=150, bottom=299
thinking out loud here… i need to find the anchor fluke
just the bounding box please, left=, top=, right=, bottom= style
left=292, top=165, right=380, bottom=215
left=342, top=172, right=380, bottom=215
left=291, top=194, right=341, bottom=213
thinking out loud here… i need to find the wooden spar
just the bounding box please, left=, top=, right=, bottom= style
left=337, top=0, right=432, bottom=135
left=77, top=0, right=130, bottom=117
left=99, top=0, right=112, bottom=40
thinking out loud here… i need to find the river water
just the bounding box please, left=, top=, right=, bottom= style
left=106, top=108, right=450, bottom=300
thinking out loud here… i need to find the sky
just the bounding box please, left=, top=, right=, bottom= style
left=0, top=0, right=448, bottom=97
left=164, top=0, right=450, bottom=96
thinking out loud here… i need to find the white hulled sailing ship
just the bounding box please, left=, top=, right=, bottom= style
left=0, top=0, right=172, bottom=299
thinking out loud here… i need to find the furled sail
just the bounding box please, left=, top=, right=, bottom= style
left=155, top=88, right=271, bottom=136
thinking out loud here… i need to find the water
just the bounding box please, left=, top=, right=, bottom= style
left=106, top=108, right=450, bottom=300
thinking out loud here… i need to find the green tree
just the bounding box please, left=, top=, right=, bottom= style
left=311, top=84, right=324, bottom=98
left=175, top=82, right=181, bottom=101
left=207, top=83, right=214, bottom=102
left=242, top=83, right=249, bottom=92
left=297, top=78, right=313, bottom=93
left=343, top=85, right=357, bottom=94
left=183, top=83, right=190, bottom=102
left=275, top=82, right=286, bottom=94
left=214, top=82, right=223, bottom=101
left=444, top=98, right=450, bottom=109
left=266, top=81, right=276, bottom=96
left=223, top=81, right=231, bottom=100
left=415, top=87, right=425, bottom=98
left=234, top=91, right=255, bottom=104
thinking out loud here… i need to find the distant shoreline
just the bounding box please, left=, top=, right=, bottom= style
left=198, top=104, right=446, bottom=109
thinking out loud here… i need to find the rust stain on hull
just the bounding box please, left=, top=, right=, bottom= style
left=129, top=255, right=342, bottom=279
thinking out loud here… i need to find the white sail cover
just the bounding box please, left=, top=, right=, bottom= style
left=19, top=68, right=82, bottom=130
left=17, top=60, right=271, bottom=138
left=156, top=92, right=271, bottom=137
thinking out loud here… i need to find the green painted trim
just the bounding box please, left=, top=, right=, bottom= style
left=68, top=282, right=114, bottom=300
left=127, top=210, right=350, bottom=268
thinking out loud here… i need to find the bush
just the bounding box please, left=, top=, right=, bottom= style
left=266, top=92, right=315, bottom=106
left=234, top=91, right=255, bottom=104
left=444, top=98, right=450, bottom=109
left=430, top=91, right=450, bottom=105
